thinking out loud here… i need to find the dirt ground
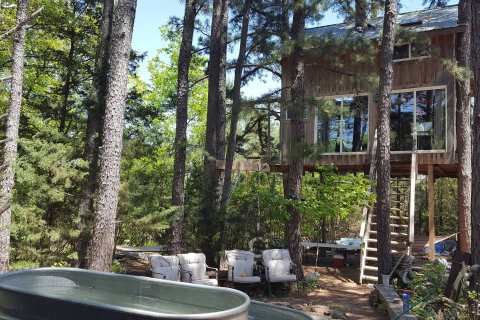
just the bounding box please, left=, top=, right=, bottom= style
left=259, top=266, right=388, bottom=320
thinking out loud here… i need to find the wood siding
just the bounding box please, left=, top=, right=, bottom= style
left=281, top=32, right=458, bottom=173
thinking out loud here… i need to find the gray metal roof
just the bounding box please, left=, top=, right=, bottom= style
left=306, top=5, right=458, bottom=40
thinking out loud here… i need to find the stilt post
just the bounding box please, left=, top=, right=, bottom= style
left=428, top=164, right=436, bottom=261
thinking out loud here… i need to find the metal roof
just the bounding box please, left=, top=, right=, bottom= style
left=306, top=5, right=458, bottom=40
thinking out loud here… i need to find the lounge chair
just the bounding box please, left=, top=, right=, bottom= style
left=177, top=253, right=218, bottom=286
left=225, top=250, right=261, bottom=284
left=262, top=249, right=298, bottom=296
left=149, top=254, right=180, bottom=281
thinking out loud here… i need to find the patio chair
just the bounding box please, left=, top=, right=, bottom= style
left=262, top=249, right=298, bottom=296
left=177, top=253, right=218, bottom=286
left=225, top=250, right=261, bottom=284
left=149, top=254, right=180, bottom=281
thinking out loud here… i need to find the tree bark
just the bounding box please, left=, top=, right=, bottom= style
left=375, top=0, right=397, bottom=280
left=171, top=0, right=197, bottom=255
left=221, top=0, right=252, bottom=210
left=455, top=0, right=472, bottom=254
left=471, top=0, right=480, bottom=267
left=88, top=0, right=137, bottom=272
left=284, top=0, right=306, bottom=281
left=200, top=0, right=228, bottom=263
left=355, top=0, right=368, bottom=31
left=77, top=0, right=113, bottom=269
left=0, top=0, right=28, bottom=273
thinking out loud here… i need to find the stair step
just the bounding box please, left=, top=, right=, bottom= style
left=365, top=256, right=378, bottom=262
left=371, top=223, right=408, bottom=228
left=364, top=266, right=378, bottom=271
left=366, top=247, right=399, bottom=253
left=369, top=231, right=408, bottom=237
left=362, top=275, right=378, bottom=282
left=367, top=239, right=403, bottom=245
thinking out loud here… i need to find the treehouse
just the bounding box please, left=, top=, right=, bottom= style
left=280, top=5, right=465, bottom=283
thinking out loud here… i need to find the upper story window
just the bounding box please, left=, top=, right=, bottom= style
left=316, top=96, right=368, bottom=153
left=393, top=41, right=431, bottom=62
left=390, top=87, right=446, bottom=151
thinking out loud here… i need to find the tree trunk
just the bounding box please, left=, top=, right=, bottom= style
left=284, top=0, right=306, bottom=281
left=221, top=0, right=252, bottom=210
left=0, top=0, right=28, bottom=273
left=88, top=0, right=137, bottom=272
left=455, top=0, right=472, bottom=254
left=355, top=0, right=368, bottom=31
left=200, top=0, right=228, bottom=263
left=77, top=0, right=113, bottom=269
left=171, top=0, right=197, bottom=255
left=471, top=0, right=480, bottom=267
left=375, top=0, right=397, bottom=280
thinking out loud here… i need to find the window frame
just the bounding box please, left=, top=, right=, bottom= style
left=314, top=93, right=370, bottom=155
left=312, top=85, right=448, bottom=155
left=393, top=42, right=431, bottom=63
left=390, top=85, right=448, bottom=154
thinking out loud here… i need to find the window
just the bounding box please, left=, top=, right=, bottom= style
left=316, top=96, right=368, bottom=153
left=390, top=88, right=446, bottom=151
left=393, top=42, right=431, bottom=61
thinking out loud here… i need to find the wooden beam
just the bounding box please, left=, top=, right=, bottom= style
left=428, top=164, right=436, bottom=261
left=408, top=153, right=417, bottom=254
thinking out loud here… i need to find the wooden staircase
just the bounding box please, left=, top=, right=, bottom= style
left=359, top=154, right=417, bottom=284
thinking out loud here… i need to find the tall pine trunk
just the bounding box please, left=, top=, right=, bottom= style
left=0, top=0, right=28, bottom=273
left=221, top=0, right=252, bottom=210
left=171, top=0, right=197, bottom=254
left=355, top=0, right=368, bottom=31
left=455, top=0, right=472, bottom=254
left=77, top=0, right=113, bottom=268
left=376, top=0, right=397, bottom=280
left=471, top=0, right=480, bottom=267
left=88, top=0, right=137, bottom=272
left=200, top=0, right=228, bottom=263
left=284, top=0, right=306, bottom=281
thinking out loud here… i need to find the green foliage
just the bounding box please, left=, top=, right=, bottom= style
left=411, top=263, right=466, bottom=319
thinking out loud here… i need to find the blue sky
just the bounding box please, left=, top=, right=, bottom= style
left=131, top=0, right=456, bottom=98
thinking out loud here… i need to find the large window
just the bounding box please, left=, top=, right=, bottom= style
left=390, top=87, right=446, bottom=151
left=316, top=96, right=368, bottom=153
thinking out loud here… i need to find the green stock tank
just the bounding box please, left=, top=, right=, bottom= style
left=0, top=268, right=313, bottom=320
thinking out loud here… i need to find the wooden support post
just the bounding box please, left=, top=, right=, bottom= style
left=428, top=164, right=436, bottom=261
left=408, top=153, right=417, bottom=255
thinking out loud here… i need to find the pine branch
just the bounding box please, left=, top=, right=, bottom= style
left=0, top=138, right=12, bottom=145
left=0, top=113, right=7, bottom=121
left=0, top=6, right=44, bottom=40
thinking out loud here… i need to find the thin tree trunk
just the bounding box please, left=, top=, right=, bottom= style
left=171, top=0, right=197, bottom=255
left=77, top=0, right=113, bottom=269
left=455, top=0, right=472, bottom=254
left=375, top=0, right=397, bottom=280
left=470, top=0, right=480, bottom=268
left=200, top=0, right=228, bottom=263
left=88, top=0, right=137, bottom=272
left=0, top=0, right=28, bottom=273
left=221, top=0, right=252, bottom=210
left=355, top=0, right=368, bottom=31
left=284, top=0, right=306, bottom=281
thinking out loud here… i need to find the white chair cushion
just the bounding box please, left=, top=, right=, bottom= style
left=262, top=249, right=296, bottom=282
left=178, top=253, right=208, bottom=282
left=150, top=255, right=179, bottom=269
left=192, top=278, right=218, bottom=286
left=225, top=250, right=256, bottom=281
left=269, top=274, right=297, bottom=283
left=232, top=276, right=261, bottom=284
left=152, top=267, right=179, bottom=281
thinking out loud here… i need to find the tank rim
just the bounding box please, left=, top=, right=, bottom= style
left=0, top=267, right=251, bottom=319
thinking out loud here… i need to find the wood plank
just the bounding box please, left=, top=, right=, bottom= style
left=428, top=164, right=436, bottom=260
left=408, top=154, right=417, bottom=254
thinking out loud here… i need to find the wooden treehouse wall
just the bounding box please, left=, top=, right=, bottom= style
left=281, top=32, right=458, bottom=176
